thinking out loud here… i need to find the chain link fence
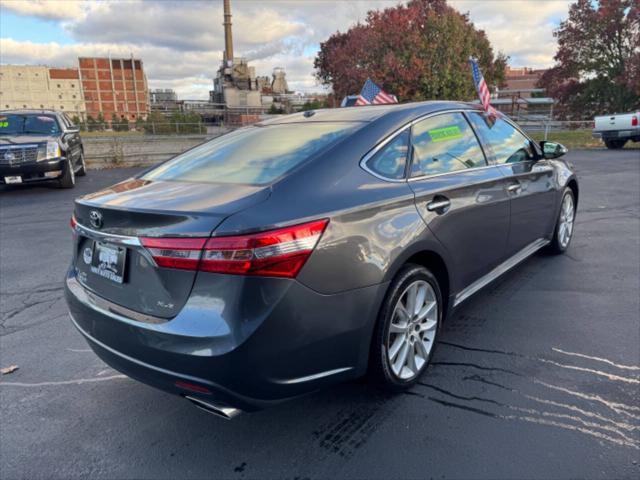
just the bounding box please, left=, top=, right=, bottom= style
left=79, top=116, right=625, bottom=152
left=80, top=117, right=597, bottom=138
left=80, top=122, right=239, bottom=136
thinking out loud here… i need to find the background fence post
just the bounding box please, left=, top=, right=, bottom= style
left=544, top=120, right=550, bottom=141
left=545, top=103, right=554, bottom=141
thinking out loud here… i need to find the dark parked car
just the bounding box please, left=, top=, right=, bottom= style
left=65, top=102, right=578, bottom=419
left=0, top=110, right=85, bottom=188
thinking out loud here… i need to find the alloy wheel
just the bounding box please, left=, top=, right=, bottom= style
left=558, top=193, right=574, bottom=248
left=386, top=280, right=438, bottom=380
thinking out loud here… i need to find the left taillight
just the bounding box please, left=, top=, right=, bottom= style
left=70, top=215, right=77, bottom=231
left=139, top=219, right=329, bottom=279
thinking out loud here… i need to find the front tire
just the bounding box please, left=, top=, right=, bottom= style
left=58, top=158, right=76, bottom=189
left=548, top=188, right=575, bottom=254
left=370, top=264, right=442, bottom=391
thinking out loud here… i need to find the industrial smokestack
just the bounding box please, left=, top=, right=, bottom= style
left=223, top=0, right=234, bottom=66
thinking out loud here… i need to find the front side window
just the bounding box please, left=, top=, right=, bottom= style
left=365, top=130, right=409, bottom=179
left=467, top=112, right=536, bottom=164
left=143, top=122, right=360, bottom=185
left=410, top=112, right=487, bottom=177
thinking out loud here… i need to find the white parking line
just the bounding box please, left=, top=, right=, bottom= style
left=0, top=375, right=127, bottom=387
left=552, top=347, right=640, bottom=371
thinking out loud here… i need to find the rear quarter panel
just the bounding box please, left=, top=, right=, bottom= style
left=215, top=116, right=453, bottom=296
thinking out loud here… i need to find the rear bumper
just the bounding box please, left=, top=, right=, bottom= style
left=65, top=270, right=387, bottom=411
left=593, top=129, right=640, bottom=140
left=0, top=157, right=66, bottom=183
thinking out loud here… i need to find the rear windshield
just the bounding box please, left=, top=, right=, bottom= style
left=0, top=114, right=60, bottom=135
left=142, top=122, right=360, bottom=185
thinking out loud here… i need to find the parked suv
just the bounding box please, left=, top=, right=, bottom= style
left=65, top=102, right=578, bottom=418
left=0, top=110, right=85, bottom=188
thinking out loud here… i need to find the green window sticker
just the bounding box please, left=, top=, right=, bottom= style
left=0, top=121, right=8, bottom=128
left=428, top=126, right=462, bottom=143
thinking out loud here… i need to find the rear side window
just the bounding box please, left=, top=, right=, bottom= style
left=143, top=122, right=359, bottom=185
left=62, top=113, right=74, bottom=127
left=467, top=112, right=536, bottom=164
left=410, top=112, right=487, bottom=177
left=365, top=130, right=409, bottom=179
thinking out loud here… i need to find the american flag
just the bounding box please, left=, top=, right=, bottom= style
left=469, top=57, right=499, bottom=116
left=355, top=78, right=397, bottom=106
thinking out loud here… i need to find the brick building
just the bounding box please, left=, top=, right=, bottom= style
left=503, top=67, right=548, bottom=98
left=78, top=56, right=149, bottom=122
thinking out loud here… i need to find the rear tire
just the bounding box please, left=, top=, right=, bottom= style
left=604, top=139, right=626, bottom=149
left=369, top=264, right=442, bottom=391
left=548, top=187, right=575, bottom=254
left=58, top=158, right=76, bottom=189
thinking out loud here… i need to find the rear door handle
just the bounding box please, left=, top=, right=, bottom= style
left=426, top=197, right=451, bottom=213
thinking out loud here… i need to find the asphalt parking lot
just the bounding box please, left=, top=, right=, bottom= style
left=1, top=149, right=639, bottom=479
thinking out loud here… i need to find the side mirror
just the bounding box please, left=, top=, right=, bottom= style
left=540, top=141, right=568, bottom=159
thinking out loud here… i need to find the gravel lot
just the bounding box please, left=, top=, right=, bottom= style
left=1, top=149, right=639, bottom=479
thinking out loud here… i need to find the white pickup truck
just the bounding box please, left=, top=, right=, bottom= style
left=593, top=111, right=640, bottom=149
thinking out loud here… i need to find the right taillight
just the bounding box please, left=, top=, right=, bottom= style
left=632, top=115, right=638, bottom=127
left=140, top=219, right=328, bottom=278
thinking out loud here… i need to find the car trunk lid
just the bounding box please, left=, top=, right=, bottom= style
left=72, top=177, right=270, bottom=319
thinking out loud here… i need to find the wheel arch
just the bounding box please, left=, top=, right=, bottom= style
left=383, top=242, right=453, bottom=321
left=403, top=250, right=451, bottom=321
left=567, top=178, right=579, bottom=208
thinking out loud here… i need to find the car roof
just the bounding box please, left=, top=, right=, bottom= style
left=259, top=100, right=480, bottom=125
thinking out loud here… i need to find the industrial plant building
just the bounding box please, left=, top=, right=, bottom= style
left=0, top=56, right=149, bottom=122
left=209, top=0, right=314, bottom=123
left=150, top=89, right=179, bottom=112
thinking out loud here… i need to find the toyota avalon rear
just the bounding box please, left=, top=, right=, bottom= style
left=65, top=103, right=578, bottom=418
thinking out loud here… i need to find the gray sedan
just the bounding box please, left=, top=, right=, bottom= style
left=65, top=101, right=578, bottom=418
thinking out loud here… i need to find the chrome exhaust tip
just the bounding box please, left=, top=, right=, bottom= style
left=185, top=396, right=242, bottom=420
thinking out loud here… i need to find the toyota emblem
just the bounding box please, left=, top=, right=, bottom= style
left=89, top=210, right=103, bottom=229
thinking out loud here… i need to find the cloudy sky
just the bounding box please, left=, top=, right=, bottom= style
left=0, top=0, right=571, bottom=99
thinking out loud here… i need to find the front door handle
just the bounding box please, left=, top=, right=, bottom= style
left=507, top=182, right=522, bottom=194
left=427, top=196, right=451, bottom=213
